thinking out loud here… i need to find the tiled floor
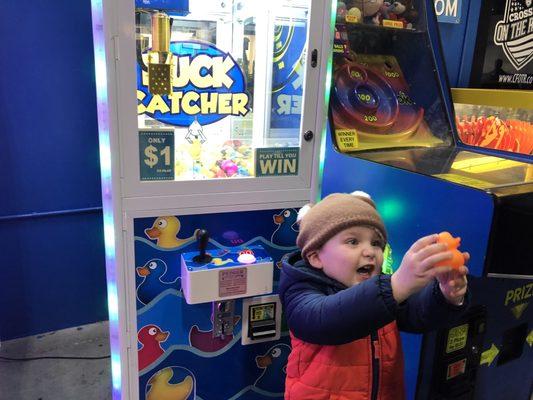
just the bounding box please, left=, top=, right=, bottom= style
left=0, top=321, right=111, bottom=400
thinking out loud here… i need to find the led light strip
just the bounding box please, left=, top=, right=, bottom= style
left=316, top=0, right=337, bottom=203
left=90, top=0, right=122, bottom=397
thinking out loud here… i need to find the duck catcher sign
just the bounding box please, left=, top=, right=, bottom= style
left=494, top=0, right=533, bottom=71
left=137, top=41, right=250, bottom=127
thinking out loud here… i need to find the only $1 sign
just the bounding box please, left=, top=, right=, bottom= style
left=139, top=130, right=175, bottom=181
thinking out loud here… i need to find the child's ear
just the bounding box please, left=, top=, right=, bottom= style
left=307, top=251, right=323, bottom=270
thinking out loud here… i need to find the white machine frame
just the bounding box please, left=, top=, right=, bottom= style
left=91, top=0, right=334, bottom=398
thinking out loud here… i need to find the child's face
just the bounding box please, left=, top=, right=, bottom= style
left=308, top=226, right=384, bottom=287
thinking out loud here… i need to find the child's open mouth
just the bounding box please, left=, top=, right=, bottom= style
left=356, top=265, right=374, bottom=277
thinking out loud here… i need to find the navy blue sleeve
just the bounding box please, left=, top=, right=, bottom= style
left=396, top=280, right=470, bottom=333
left=281, top=275, right=397, bottom=345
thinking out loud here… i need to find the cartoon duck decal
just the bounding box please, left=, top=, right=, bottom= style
left=138, top=325, right=169, bottom=371
left=136, top=259, right=181, bottom=305
left=145, top=216, right=197, bottom=249
left=189, top=315, right=241, bottom=352
left=146, top=367, right=194, bottom=400
left=270, top=209, right=299, bottom=247
left=211, top=257, right=234, bottom=266
left=254, top=343, right=291, bottom=393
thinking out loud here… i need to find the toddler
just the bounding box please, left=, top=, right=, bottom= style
left=279, top=191, right=469, bottom=400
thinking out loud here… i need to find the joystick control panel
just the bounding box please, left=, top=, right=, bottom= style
left=181, top=230, right=273, bottom=304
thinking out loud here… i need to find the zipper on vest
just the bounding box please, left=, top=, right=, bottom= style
left=370, top=331, right=379, bottom=400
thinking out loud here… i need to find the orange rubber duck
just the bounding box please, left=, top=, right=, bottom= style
left=435, top=231, right=464, bottom=270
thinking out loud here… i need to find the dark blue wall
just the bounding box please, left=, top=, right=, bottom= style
left=0, top=0, right=107, bottom=340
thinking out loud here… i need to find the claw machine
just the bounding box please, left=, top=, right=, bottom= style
left=90, top=0, right=334, bottom=398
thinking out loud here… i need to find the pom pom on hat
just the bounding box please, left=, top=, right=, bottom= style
left=298, top=191, right=372, bottom=222
left=296, top=191, right=387, bottom=260
left=349, top=190, right=377, bottom=208
left=297, top=204, right=312, bottom=223
left=351, top=190, right=370, bottom=198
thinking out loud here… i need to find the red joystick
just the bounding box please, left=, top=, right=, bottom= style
left=193, top=229, right=213, bottom=263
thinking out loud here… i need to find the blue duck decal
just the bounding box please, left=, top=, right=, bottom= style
left=137, top=259, right=181, bottom=305
left=270, top=209, right=298, bottom=246
left=254, top=344, right=291, bottom=393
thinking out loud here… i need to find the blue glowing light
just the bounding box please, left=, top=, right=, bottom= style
left=316, top=0, right=337, bottom=203
left=91, top=0, right=122, bottom=397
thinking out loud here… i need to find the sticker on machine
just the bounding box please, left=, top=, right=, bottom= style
left=139, top=129, right=175, bottom=181
left=493, top=0, right=533, bottom=71
left=446, top=323, right=469, bottom=353
left=255, top=147, right=299, bottom=177
left=219, top=268, right=247, bottom=297
left=335, top=129, right=359, bottom=152
left=136, top=41, right=250, bottom=127
left=446, top=358, right=467, bottom=380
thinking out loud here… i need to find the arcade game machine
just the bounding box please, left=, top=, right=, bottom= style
left=321, top=0, right=533, bottom=399
left=441, top=2, right=533, bottom=396
left=91, top=0, right=334, bottom=399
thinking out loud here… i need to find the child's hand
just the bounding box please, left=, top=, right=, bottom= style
left=391, top=234, right=454, bottom=303
left=436, top=253, right=469, bottom=305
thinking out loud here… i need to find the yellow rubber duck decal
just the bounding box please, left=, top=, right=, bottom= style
left=145, top=216, right=198, bottom=249
left=146, top=367, right=194, bottom=400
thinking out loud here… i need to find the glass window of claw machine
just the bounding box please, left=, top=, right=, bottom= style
left=112, top=0, right=328, bottom=204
